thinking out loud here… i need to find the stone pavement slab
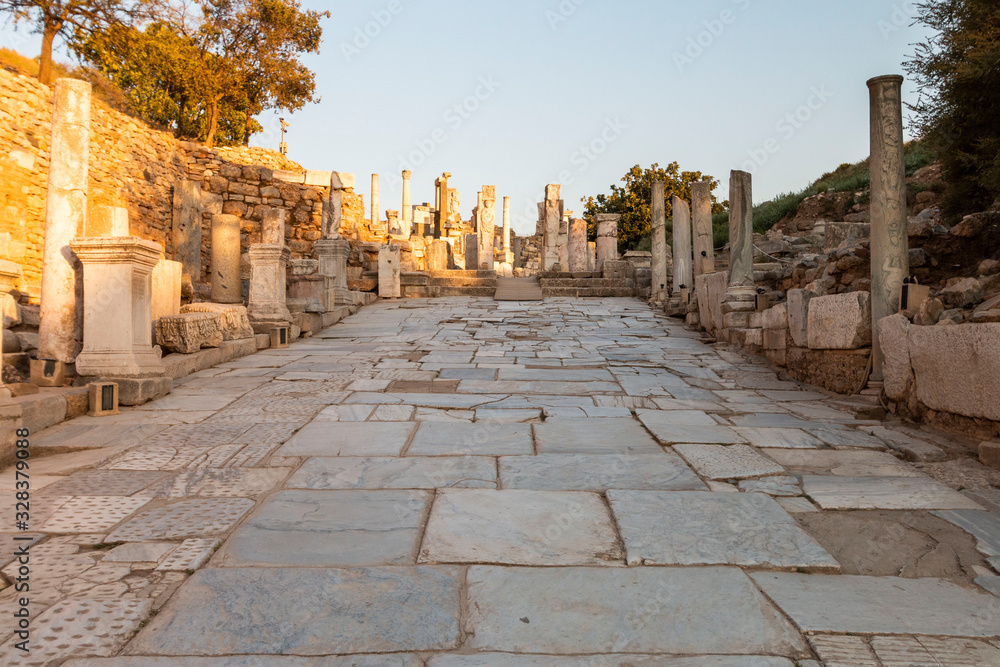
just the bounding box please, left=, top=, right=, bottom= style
left=534, top=418, right=662, bottom=455
left=106, top=498, right=255, bottom=542
left=419, top=489, right=622, bottom=565
left=276, top=422, right=416, bottom=457
left=67, top=658, right=423, bottom=666
left=464, top=566, right=809, bottom=656
left=39, top=470, right=169, bottom=496
left=164, top=468, right=291, bottom=498
left=221, top=490, right=430, bottom=566
left=733, top=427, right=822, bottom=449
left=673, top=444, right=785, bottom=480
left=639, top=413, right=746, bottom=445
left=933, top=510, right=1000, bottom=557
left=762, top=449, right=924, bottom=477
left=608, top=491, right=839, bottom=570
left=427, top=656, right=797, bottom=666
left=751, top=572, right=1000, bottom=636
left=40, top=496, right=152, bottom=533
left=803, top=476, right=986, bottom=510
left=127, top=567, right=462, bottom=655
left=499, top=453, right=707, bottom=491
left=288, top=456, right=497, bottom=489
left=408, top=422, right=533, bottom=456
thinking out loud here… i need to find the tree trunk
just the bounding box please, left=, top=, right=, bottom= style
left=243, top=115, right=252, bottom=146
left=205, top=97, right=220, bottom=148
left=38, top=20, right=61, bottom=85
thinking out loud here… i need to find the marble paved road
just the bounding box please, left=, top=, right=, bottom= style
left=2, top=297, right=1000, bottom=666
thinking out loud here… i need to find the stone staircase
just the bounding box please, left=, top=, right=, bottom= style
left=494, top=277, right=544, bottom=301
left=537, top=271, right=636, bottom=298
left=400, top=271, right=497, bottom=298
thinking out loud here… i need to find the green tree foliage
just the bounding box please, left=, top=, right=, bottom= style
left=0, top=0, right=152, bottom=85
left=77, top=0, right=328, bottom=147
left=905, top=0, right=1000, bottom=217
left=582, top=163, right=725, bottom=252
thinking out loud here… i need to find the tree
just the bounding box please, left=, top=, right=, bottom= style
left=0, top=0, right=153, bottom=84
left=905, top=0, right=1000, bottom=217
left=582, top=163, right=724, bottom=252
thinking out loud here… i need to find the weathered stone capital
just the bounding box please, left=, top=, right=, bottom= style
left=248, top=244, right=290, bottom=262
left=70, top=237, right=163, bottom=269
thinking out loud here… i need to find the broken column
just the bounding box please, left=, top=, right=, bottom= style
left=721, top=170, right=756, bottom=332
left=691, top=181, right=715, bottom=276
left=248, top=208, right=292, bottom=330
left=542, top=185, right=563, bottom=271
left=210, top=214, right=242, bottom=303
left=436, top=173, right=451, bottom=237
left=401, top=170, right=412, bottom=236
left=70, top=237, right=165, bottom=379
left=478, top=186, right=497, bottom=271
left=568, top=218, right=588, bottom=273
left=502, top=197, right=513, bottom=263
left=868, top=75, right=910, bottom=384
left=596, top=214, right=620, bottom=272
left=371, top=174, right=380, bottom=227
left=172, top=180, right=203, bottom=282
left=378, top=245, right=401, bottom=298
left=35, top=78, right=91, bottom=385
left=672, top=196, right=693, bottom=298
left=650, top=181, right=669, bottom=301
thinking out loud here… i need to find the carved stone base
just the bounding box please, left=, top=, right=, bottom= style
left=156, top=312, right=225, bottom=354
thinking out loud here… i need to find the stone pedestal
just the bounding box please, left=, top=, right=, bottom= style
left=211, top=214, right=242, bottom=304
left=672, top=196, right=693, bottom=297
left=314, top=238, right=351, bottom=310
left=651, top=182, right=669, bottom=300
left=379, top=245, right=401, bottom=298
left=868, top=75, right=909, bottom=384
left=596, top=214, right=620, bottom=273
left=248, top=244, right=292, bottom=328
left=401, top=170, right=412, bottom=236
left=427, top=240, right=450, bottom=271
left=478, top=187, right=497, bottom=271
left=569, top=218, right=588, bottom=272
left=38, top=78, right=91, bottom=370
left=691, top=181, right=715, bottom=276
left=69, top=237, right=165, bottom=378
left=151, top=259, right=183, bottom=322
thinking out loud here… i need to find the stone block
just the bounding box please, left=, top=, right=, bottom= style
left=808, top=292, right=872, bottom=350
left=761, top=302, right=788, bottom=330
left=979, top=441, right=1000, bottom=469
left=786, top=347, right=871, bottom=395
left=156, top=312, right=224, bottom=354
left=763, top=328, right=787, bottom=351
left=786, top=289, right=814, bottom=348
left=877, top=314, right=913, bottom=401
left=151, top=259, right=183, bottom=322
left=379, top=245, right=402, bottom=299
left=908, top=322, right=1000, bottom=421
left=181, top=303, right=254, bottom=340
left=330, top=171, right=356, bottom=189
left=101, top=376, right=173, bottom=407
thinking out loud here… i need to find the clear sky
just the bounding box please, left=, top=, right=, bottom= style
left=1, top=0, right=930, bottom=235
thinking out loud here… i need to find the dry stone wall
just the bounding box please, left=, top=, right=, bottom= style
left=0, top=65, right=360, bottom=299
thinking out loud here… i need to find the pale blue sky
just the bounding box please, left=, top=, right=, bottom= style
left=1, top=0, right=930, bottom=234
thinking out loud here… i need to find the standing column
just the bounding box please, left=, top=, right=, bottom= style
left=650, top=181, right=668, bottom=301
left=868, top=75, right=909, bottom=384
left=568, top=218, right=588, bottom=272
left=371, top=174, right=380, bottom=227
left=211, top=214, right=242, bottom=304
left=437, top=172, right=451, bottom=237
left=478, top=186, right=496, bottom=271
left=542, top=185, right=562, bottom=270
left=691, top=181, right=716, bottom=276
left=35, top=78, right=91, bottom=384
left=401, top=170, right=412, bottom=236
left=502, top=197, right=512, bottom=262
left=595, top=214, right=620, bottom=272
left=720, top=170, right=757, bottom=333
left=672, top=196, right=693, bottom=298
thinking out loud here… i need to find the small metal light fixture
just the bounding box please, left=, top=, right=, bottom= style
left=279, top=118, right=290, bottom=156
left=271, top=326, right=290, bottom=349
left=88, top=382, right=120, bottom=417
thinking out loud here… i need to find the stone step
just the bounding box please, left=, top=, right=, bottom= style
left=542, top=287, right=636, bottom=298
left=429, top=277, right=498, bottom=288
left=495, top=277, right=544, bottom=302
left=539, top=278, right=632, bottom=289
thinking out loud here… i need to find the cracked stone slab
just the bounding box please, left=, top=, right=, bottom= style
left=533, top=418, right=663, bottom=455
left=0, top=597, right=153, bottom=665
left=156, top=538, right=221, bottom=571
left=39, top=470, right=168, bottom=497
left=608, top=491, right=839, bottom=570
left=419, top=489, right=622, bottom=566
left=408, top=423, right=533, bottom=456
left=499, top=453, right=707, bottom=491
left=464, top=566, right=808, bottom=656
left=165, top=468, right=291, bottom=498
left=276, top=422, right=416, bottom=457
left=287, top=457, right=497, bottom=490
left=762, top=449, right=924, bottom=477
left=106, top=498, right=255, bottom=542
left=809, top=635, right=880, bottom=667
left=41, top=496, right=152, bottom=533
left=803, top=477, right=986, bottom=511
left=427, top=656, right=797, bottom=666
left=933, top=510, right=1000, bottom=557
left=871, top=636, right=1000, bottom=666
left=102, top=542, right=176, bottom=564
left=638, top=413, right=747, bottom=445
left=751, top=572, right=1000, bottom=636
left=732, top=427, right=822, bottom=449
left=673, top=444, right=786, bottom=480
left=220, top=490, right=430, bottom=567
left=127, top=567, right=462, bottom=655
